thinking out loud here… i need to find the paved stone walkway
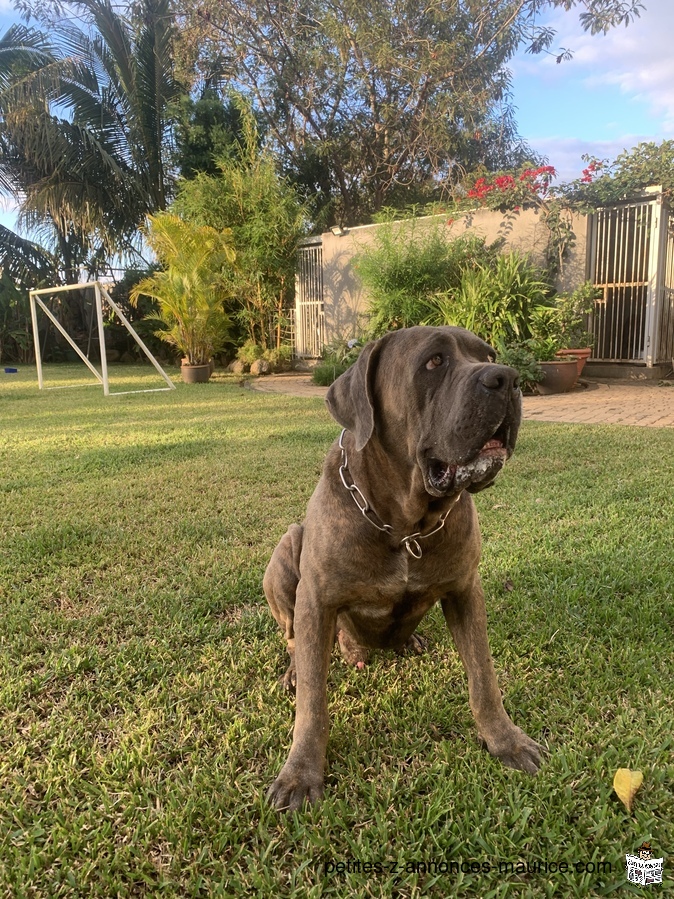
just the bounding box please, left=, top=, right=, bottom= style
left=251, top=373, right=674, bottom=427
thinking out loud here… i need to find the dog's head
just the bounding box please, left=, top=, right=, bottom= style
left=326, top=325, right=522, bottom=496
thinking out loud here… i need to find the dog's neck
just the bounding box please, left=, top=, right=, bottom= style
left=341, top=430, right=459, bottom=538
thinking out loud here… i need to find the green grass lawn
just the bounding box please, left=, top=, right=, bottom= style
left=1, top=364, right=672, bottom=898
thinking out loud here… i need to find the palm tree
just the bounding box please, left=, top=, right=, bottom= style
left=0, top=0, right=180, bottom=283
left=130, top=213, right=236, bottom=366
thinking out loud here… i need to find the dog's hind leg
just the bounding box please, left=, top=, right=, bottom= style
left=263, top=524, right=304, bottom=691
left=336, top=626, right=370, bottom=669
left=399, top=633, right=429, bottom=655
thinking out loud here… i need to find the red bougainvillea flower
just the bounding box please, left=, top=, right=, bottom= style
left=494, top=174, right=515, bottom=190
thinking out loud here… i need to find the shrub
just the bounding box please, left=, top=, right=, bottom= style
left=263, top=344, right=294, bottom=371
left=173, top=102, right=307, bottom=349
left=354, top=220, right=500, bottom=337
left=531, top=281, right=598, bottom=349
left=130, top=214, right=234, bottom=365
left=312, top=360, right=351, bottom=386
left=236, top=340, right=264, bottom=365
left=431, top=252, right=550, bottom=345
left=311, top=337, right=364, bottom=386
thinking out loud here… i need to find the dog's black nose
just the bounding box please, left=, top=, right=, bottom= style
left=478, top=364, right=519, bottom=392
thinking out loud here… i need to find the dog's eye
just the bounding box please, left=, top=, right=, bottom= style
left=426, top=354, right=443, bottom=370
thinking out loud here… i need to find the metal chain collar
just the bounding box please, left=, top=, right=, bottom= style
left=338, top=429, right=452, bottom=559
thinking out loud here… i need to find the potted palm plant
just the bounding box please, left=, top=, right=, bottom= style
left=130, top=213, right=235, bottom=383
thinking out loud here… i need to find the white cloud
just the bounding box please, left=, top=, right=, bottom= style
left=514, top=0, right=674, bottom=133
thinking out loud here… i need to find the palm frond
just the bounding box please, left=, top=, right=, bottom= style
left=0, top=223, right=57, bottom=285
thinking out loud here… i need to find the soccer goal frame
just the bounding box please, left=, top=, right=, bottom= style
left=29, top=281, right=175, bottom=396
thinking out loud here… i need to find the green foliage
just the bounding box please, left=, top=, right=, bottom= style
left=0, top=271, right=31, bottom=363
left=311, top=360, right=350, bottom=386
left=236, top=340, right=263, bottom=365
left=104, top=267, right=167, bottom=359
left=130, top=213, right=235, bottom=365
left=529, top=281, right=599, bottom=350
left=494, top=340, right=543, bottom=394
left=172, top=91, right=261, bottom=179
left=0, top=2, right=181, bottom=281
left=432, top=252, right=550, bottom=345
left=311, top=336, right=364, bottom=385
left=523, top=336, right=565, bottom=362
left=355, top=221, right=500, bottom=337
left=559, top=141, right=674, bottom=208
left=172, top=102, right=308, bottom=348
left=176, top=0, right=641, bottom=224
left=262, top=344, right=294, bottom=371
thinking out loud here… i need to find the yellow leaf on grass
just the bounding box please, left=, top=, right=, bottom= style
left=613, top=768, right=644, bottom=813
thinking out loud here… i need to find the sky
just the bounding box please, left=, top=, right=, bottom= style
left=510, top=0, right=673, bottom=181
left=0, top=0, right=672, bottom=232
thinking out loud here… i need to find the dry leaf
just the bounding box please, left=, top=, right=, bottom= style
left=613, top=768, right=643, bottom=813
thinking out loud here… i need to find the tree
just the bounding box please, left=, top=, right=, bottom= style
left=172, top=108, right=308, bottom=348
left=172, top=91, right=257, bottom=180
left=177, top=0, right=643, bottom=226
left=0, top=0, right=181, bottom=282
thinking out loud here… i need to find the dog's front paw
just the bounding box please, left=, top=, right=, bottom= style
left=481, top=725, right=542, bottom=774
left=266, top=763, right=324, bottom=811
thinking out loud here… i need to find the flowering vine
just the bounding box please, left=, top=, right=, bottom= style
left=458, top=163, right=572, bottom=276
left=465, top=165, right=557, bottom=206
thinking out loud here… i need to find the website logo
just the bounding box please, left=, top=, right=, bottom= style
left=625, top=843, right=664, bottom=887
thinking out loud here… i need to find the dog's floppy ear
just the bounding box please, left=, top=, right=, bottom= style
left=325, top=338, right=383, bottom=450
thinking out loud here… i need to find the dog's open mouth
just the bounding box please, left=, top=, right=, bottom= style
left=425, top=424, right=510, bottom=495
left=478, top=436, right=508, bottom=458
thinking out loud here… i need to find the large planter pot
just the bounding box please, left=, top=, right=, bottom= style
left=181, top=362, right=212, bottom=384
left=537, top=359, right=578, bottom=395
left=555, top=347, right=592, bottom=384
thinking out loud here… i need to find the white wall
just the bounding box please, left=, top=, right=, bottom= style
left=319, top=208, right=589, bottom=343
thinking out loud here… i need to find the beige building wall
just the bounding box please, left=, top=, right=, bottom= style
left=319, top=208, right=589, bottom=344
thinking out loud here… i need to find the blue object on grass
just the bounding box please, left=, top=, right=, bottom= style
left=4, top=367, right=18, bottom=373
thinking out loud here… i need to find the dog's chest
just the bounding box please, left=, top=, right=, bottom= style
left=361, top=550, right=446, bottom=612
left=378, top=551, right=426, bottom=592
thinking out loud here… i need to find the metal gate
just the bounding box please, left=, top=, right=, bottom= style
left=656, top=213, right=674, bottom=366
left=295, top=241, right=325, bottom=357
left=589, top=195, right=674, bottom=367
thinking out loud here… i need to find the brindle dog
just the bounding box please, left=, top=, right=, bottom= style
left=264, top=326, right=541, bottom=810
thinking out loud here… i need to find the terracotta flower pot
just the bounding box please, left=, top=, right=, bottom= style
left=181, top=362, right=212, bottom=384
left=537, top=359, right=578, bottom=395
left=555, top=347, right=591, bottom=384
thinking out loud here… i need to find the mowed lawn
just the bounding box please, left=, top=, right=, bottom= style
left=1, top=364, right=672, bottom=898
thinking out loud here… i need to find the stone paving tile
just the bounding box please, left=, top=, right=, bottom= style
left=251, top=374, right=674, bottom=427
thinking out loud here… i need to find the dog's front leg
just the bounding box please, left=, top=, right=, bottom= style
left=441, top=577, right=541, bottom=774
left=267, top=579, right=335, bottom=811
